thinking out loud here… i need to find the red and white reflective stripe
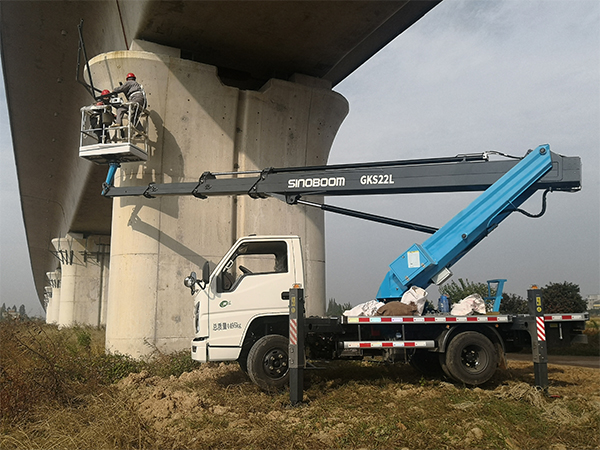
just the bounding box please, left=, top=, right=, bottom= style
left=536, top=316, right=546, bottom=341
left=544, top=313, right=587, bottom=322
left=345, top=315, right=510, bottom=324
left=343, top=340, right=435, bottom=349
left=289, top=318, right=297, bottom=346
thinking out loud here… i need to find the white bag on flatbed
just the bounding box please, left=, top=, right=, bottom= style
left=400, top=286, right=428, bottom=315
left=450, top=294, right=486, bottom=315
left=343, top=300, right=384, bottom=317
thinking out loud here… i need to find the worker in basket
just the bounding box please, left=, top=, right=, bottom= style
left=110, top=72, right=146, bottom=138
left=90, top=89, right=114, bottom=143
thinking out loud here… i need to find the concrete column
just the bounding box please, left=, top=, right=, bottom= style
left=236, top=74, right=348, bottom=316
left=45, top=270, right=61, bottom=324
left=90, top=46, right=347, bottom=357
left=51, top=234, right=110, bottom=327
left=44, top=287, right=52, bottom=319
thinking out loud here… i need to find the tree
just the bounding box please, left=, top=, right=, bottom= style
left=439, top=278, right=489, bottom=305
left=498, top=293, right=528, bottom=315
left=18, top=304, right=27, bottom=318
left=541, top=281, right=587, bottom=313
left=326, top=298, right=352, bottom=316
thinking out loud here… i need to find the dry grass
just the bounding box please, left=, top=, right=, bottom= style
left=1, top=320, right=599, bottom=450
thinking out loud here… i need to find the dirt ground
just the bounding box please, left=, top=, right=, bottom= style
left=112, top=359, right=600, bottom=449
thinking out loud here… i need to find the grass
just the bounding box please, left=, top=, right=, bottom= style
left=1, top=319, right=599, bottom=449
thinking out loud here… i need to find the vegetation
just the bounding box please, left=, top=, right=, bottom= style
left=0, top=320, right=200, bottom=425
left=541, top=281, right=587, bottom=313
left=439, top=278, right=489, bottom=305
left=440, top=279, right=589, bottom=314
left=326, top=298, right=352, bottom=316
left=0, top=303, right=29, bottom=321
left=1, top=319, right=598, bottom=450
left=498, top=293, right=528, bottom=315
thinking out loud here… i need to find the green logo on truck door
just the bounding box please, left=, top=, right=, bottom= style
left=219, top=300, right=230, bottom=308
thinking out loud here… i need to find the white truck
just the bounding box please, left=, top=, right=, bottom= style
left=101, top=145, right=588, bottom=390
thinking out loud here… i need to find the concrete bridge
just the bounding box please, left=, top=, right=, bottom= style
left=1, top=1, right=440, bottom=356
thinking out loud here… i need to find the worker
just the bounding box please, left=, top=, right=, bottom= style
left=111, top=72, right=146, bottom=137
left=90, top=89, right=114, bottom=143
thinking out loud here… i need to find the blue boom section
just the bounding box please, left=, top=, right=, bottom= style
left=376, top=145, right=553, bottom=300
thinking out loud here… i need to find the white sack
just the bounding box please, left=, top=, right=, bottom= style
left=401, top=286, right=428, bottom=315
left=343, top=300, right=384, bottom=317
left=450, top=294, right=487, bottom=316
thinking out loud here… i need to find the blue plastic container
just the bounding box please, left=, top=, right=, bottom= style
left=438, top=295, right=449, bottom=313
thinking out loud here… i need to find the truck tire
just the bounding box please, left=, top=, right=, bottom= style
left=247, top=335, right=289, bottom=391
left=237, top=354, right=248, bottom=374
left=444, top=331, right=498, bottom=386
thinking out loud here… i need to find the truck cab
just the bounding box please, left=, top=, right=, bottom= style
left=190, top=235, right=303, bottom=365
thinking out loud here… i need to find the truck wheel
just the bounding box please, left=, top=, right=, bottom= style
left=444, top=331, right=498, bottom=386
left=247, top=335, right=289, bottom=391
left=409, top=349, right=444, bottom=376
left=237, top=353, right=248, bottom=374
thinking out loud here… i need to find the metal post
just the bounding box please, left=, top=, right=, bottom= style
left=289, top=287, right=305, bottom=406
left=527, top=286, right=548, bottom=392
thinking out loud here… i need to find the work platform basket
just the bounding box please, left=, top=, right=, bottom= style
left=79, top=101, right=149, bottom=164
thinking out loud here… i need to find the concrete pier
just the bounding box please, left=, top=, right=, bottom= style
left=88, top=47, right=348, bottom=356
left=45, top=270, right=61, bottom=324
left=51, top=234, right=110, bottom=327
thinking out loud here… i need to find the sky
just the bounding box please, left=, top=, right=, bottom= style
left=326, top=0, right=600, bottom=305
left=0, top=60, right=42, bottom=316
left=1, top=0, right=599, bottom=318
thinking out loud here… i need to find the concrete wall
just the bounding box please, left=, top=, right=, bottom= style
left=88, top=48, right=348, bottom=357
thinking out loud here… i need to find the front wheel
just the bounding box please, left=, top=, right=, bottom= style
left=443, top=331, right=498, bottom=386
left=247, top=335, right=289, bottom=391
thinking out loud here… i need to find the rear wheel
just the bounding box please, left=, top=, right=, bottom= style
left=444, top=331, right=498, bottom=386
left=247, top=335, right=289, bottom=391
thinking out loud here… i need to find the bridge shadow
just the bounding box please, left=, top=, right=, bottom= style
left=127, top=204, right=205, bottom=266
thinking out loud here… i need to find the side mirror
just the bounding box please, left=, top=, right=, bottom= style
left=184, top=271, right=198, bottom=294
left=202, top=261, right=211, bottom=285
left=184, top=267, right=209, bottom=295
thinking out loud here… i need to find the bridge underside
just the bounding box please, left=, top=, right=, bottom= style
left=1, top=1, right=440, bottom=302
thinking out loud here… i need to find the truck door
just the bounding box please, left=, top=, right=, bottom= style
left=208, top=239, right=295, bottom=351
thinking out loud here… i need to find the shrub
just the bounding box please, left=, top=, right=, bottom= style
left=0, top=321, right=202, bottom=427
left=439, top=278, right=489, bottom=305
left=541, top=281, right=587, bottom=313
left=499, top=293, right=528, bottom=314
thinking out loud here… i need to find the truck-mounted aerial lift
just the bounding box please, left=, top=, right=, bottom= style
left=93, top=144, right=587, bottom=390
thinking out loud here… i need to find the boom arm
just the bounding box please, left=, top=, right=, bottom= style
left=102, top=150, right=580, bottom=199
left=98, top=144, right=581, bottom=299
left=376, top=145, right=568, bottom=299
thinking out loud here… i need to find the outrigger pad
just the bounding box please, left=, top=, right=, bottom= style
left=79, top=143, right=148, bottom=164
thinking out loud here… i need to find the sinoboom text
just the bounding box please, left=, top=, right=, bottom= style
left=287, top=177, right=346, bottom=189
left=287, top=174, right=395, bottom=189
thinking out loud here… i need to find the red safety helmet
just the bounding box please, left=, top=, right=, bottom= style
left=126, top=72, right=136, bottom=80
left=101, top=89, right=110, bottom=96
